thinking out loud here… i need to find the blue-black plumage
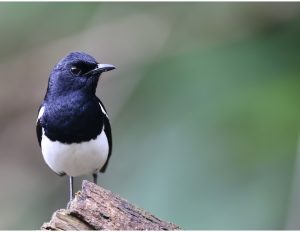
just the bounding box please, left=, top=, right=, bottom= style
left=36, top=51, right=115, bottom=203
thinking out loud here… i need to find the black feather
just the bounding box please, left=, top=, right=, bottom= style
left=41, top=95, right=104, bottom=144
left=36, top=119, right=42, bottom=147
left=100, top=115, right=112, bottom=173
left=36, top=105, right=43, bottom=147
left=97, top=98, right=112, bottom=173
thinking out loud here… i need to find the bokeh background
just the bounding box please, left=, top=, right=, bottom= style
left=0, top=2, right=300, bottom=229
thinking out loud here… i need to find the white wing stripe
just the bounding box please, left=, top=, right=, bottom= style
left=37, top=106, right=45, bottom=122
left=99, top=103, right=108, bottom=117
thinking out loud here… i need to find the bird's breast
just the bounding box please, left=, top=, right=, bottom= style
left=42, top=99, right=104, bottom=143
left=41, top=127, right=109, bottom=176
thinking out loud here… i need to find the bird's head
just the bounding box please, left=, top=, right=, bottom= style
left=46, top=51, right=115, bottom=98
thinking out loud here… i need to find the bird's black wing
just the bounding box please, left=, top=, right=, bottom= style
left=100, top=116, right=112, bottom=173
left=36, top=105, right=43, bottom=147
left=97, top=99, right=112, bottom=173
left=36, top=120, right=42, bottom=147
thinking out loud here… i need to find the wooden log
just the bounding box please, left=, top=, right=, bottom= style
left=42, top=180, right=181, bottom=230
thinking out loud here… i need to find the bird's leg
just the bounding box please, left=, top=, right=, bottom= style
left=68, top=176, right=74, bottom=206
left=69, top=176, right=74, bottom=201
left=93, top=173, right=98, bottom=185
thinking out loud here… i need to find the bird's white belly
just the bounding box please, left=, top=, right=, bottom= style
left=41, top=129, right=108, bottom=177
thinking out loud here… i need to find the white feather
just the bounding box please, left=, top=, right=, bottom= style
left=37, top=106, right=45, bottom=122
left=99, top=102, right=107, bottom=117
left=41, top=127, right=109, bottom=177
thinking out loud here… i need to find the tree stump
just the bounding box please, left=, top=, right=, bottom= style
left=42, top=180, right=181, bottom=230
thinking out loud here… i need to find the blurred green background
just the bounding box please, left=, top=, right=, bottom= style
left=0, top=2, right=300, bottom=229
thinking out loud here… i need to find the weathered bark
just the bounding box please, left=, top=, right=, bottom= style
left=42, top=180, right=181, bottom=230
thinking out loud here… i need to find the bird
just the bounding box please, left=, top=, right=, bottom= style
left=36, top=51, right=115, bottom=203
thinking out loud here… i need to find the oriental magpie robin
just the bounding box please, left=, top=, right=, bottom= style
left=36, top=52, right=115, bottom=203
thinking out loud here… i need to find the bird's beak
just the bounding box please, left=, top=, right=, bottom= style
left=97, top=64, right=116, bottom=72
left=84, top=63, right=116, bottom=77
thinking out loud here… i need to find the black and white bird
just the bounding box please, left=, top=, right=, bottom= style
left=36, top=51, right=115, bottom=203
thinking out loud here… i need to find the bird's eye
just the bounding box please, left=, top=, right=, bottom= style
left=70, top=66, right=82, bottom=75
